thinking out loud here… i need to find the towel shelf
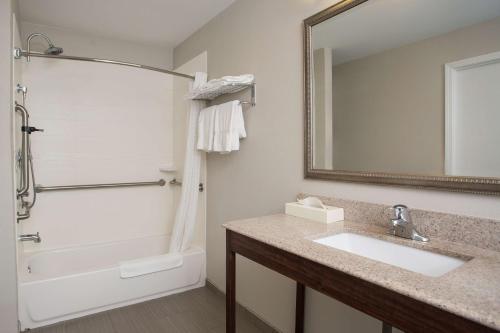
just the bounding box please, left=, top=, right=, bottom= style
left=192, top=82, right=256, bottom=107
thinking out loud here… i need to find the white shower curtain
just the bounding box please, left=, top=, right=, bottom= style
left=169, top=72, right=207, bottom=253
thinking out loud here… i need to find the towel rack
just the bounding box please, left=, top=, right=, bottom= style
left=239, top=83, right=256, bottom=107
left=169, top=178, right=204, bottom=192
left=192, top=82, right=256, bottom=107
left=35, top=179, right=166, bottom=193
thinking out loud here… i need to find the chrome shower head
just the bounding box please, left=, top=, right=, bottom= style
left=26, top=33, right=63, bottom=61
left=45, top=45, right=63, bottom=55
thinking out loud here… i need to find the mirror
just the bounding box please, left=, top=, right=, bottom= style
left=304, top=0, right=500, bottom=194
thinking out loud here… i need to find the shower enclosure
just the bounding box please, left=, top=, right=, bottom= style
left=13, top=32, right=207, bottom=330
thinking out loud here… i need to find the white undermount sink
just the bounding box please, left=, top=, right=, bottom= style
left=314, top=233, right=466, bottom=277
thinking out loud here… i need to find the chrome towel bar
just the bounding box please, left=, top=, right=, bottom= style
left=35, top=179, right=166, bottom=193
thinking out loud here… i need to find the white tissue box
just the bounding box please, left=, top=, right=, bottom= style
left=285, top=202, right=344, bottom=224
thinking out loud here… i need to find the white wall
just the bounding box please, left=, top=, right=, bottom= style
left=14, top=21, right=203, bottom=253
left=174, top=0, right=500, bottom=332
left=19, top=55, right=175, bottom=251
left=20, top=21, right=173, bottom=70
left=1, top=1, right=19, bottom=332
left=13, top=10, right=24, bottom=328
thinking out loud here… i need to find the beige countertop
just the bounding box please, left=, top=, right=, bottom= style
left=223, top=214, right=500, bottom=330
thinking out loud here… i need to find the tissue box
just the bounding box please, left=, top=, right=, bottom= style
left=285, top=202, right=344, bottom=224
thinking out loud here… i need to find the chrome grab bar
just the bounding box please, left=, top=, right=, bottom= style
left=169, top=178, right=204, bottom=192
left=15, top=103, right=30, bottom=197
left=35, top=179, right=166, bottom=193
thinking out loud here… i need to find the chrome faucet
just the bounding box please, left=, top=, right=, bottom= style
left=18, top=232, right=41, bottom=243
left=390, top=205, right=428, bottom=242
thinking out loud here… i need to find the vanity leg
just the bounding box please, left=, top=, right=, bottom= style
left=382, top=322, right=393, bottom=333
left=295, top=282, right=305, bottom=333
left=226, top=231, right=236, bottom=333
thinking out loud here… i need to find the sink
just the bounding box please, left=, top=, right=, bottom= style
left=314, top=233, right=466, bottom=277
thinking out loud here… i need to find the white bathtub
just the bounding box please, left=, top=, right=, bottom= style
left=18, top=235, right=205, bottom=330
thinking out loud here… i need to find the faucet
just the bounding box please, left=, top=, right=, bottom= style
left=18, top=232, right=41, bottom=243
left=390, top=205, right=428, bottom=242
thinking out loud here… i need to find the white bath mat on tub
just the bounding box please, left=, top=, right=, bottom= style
left=119, top=253, right=184, bottom=278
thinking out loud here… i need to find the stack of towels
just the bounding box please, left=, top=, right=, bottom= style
left=197, top=100, right=246, bottom=153
left=187, top=74, right=254, bottom=99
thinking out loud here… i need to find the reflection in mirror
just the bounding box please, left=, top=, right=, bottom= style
left=310, top=0, right=500, bottom=178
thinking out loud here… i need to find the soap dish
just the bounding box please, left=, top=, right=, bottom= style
left=285, top=202, right=344, bottom=224
left=159, top=164, right=176, bottom=173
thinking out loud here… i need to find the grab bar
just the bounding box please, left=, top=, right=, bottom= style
left=169, top=178, right=204, bottom=192
left=35, top=179, right=166, bottom=193
left=15, top=103, right=30, bottom=197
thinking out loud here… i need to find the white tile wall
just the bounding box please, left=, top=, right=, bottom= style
left=21, top=57, right=175, bottom=251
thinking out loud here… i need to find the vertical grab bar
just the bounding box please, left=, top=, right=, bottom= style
left=15, top=103, right=30, bottom=197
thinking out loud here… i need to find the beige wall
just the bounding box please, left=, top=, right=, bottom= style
left=20, top=21, right=173, bottom=69
left=0, top=0, right=19, bottom=332
left=330, top=17, right=500, bottom=175
left=174, top=0, right=500, bottom=332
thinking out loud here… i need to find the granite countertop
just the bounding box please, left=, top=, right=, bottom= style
left=223, top=214, right=500, bottom=330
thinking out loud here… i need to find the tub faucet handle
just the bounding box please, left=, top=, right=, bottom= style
left=22, top=126, right=44, bottom=134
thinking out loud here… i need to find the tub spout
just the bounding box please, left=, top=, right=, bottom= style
left=19, top=232, right=41, bottom=243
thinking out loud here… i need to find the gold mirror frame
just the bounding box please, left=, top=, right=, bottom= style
left=304, top=0, right=500, bottom=195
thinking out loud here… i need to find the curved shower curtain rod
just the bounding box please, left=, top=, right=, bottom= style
left=14, top=49, right=195, bottom=80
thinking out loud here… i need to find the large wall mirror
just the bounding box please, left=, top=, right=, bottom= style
left=304, top=0, right=500, bottom=194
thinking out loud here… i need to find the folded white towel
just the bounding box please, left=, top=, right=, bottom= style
left=193, top=72, right=208, bottom=90
left=216, top=74, right=254, bottom=84
left=197, top=105, right=217, bottom=152
left=213, top=101, right=246, bottom=154
left=119, top=253, right=183, bottom=278
left=187, top=74, right=254, bottom=99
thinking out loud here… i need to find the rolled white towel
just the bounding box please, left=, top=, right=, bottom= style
left=219, top=74, right=254, bottom=84
left=187, top=74, right=254, bottom=99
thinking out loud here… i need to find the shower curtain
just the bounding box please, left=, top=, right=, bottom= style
left=169, top=72, right=207, bottom=253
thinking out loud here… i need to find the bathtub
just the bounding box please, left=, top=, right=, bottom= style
left=18, top=235, right=205, bottom=330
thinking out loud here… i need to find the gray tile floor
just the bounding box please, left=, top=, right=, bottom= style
left=29, top=286, right=267, bottom=333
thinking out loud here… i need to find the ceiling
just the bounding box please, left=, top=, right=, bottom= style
left=17, top=0, right=235, bottom=48
left=312, top=0, right=500, bottom=65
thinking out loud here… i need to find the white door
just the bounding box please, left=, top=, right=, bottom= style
left=445, top=51, right=500, bottom=177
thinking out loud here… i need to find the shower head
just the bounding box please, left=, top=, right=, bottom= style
left=26, top=33, right=63, bottom=61
left=45, top=45, right=64, bottom=56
